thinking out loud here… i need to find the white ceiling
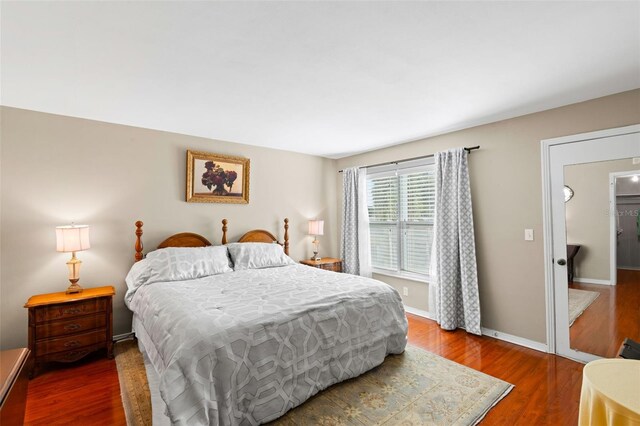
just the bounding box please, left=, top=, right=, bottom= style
left=2, top=2, right=639, bottom=158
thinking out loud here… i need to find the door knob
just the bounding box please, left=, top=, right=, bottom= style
left=557, top=259, right=567, bottom=266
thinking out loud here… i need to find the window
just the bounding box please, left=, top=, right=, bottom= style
left=367, top=160, right=435, bottom=279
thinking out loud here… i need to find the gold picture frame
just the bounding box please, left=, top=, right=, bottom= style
left=186, top=150, right=250, bottom=204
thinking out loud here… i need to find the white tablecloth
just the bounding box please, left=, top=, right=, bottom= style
left=579, top=359, right=640, bottom=425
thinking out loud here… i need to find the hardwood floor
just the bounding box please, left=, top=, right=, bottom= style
left=24, top=351, right=125, bottom=425
left=406, top=315, right=584, bottom=425
left=569, top=268, right=640, bottom=358
left=24, top=316, right=585, bottom=425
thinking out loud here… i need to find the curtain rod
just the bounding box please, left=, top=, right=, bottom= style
left=337, top=146, right=480, bottom=173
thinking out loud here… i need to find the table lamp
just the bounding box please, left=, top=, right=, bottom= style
left=308, top=220, right=324, bottom=261
left=56, top=224, right=90, bottom=294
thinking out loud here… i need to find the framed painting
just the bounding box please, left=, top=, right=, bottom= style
left=186, top=150, right=250, bottom=204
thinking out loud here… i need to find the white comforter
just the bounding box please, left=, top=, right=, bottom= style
left=128, top=264, right=408, bottom=425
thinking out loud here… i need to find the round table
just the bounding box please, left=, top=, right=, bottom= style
left=579, top=359, right=640, bottom=425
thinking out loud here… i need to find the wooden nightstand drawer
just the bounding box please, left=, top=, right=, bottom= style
left=41, top=346, right=100, bottom=364
left=300, top=257, right=343, bottom=273
left=34, top=298, right=106, bottom=323
left=35, top=330, right=106, bottom=356
left=318, top=262, right=342, bottom=272
left=35, top=314, right=106, bottom=339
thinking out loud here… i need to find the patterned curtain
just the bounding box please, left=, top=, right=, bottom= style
left=341, top=167, right=372, bottom=277
left=429, top=148, right=481, bottom=335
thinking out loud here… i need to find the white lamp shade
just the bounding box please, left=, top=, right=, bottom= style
left=308, top=220, right=324, bottom=236
left=56, top=225, right=91, bottom=252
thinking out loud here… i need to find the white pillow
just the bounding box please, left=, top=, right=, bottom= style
left=124, top=258, right=151, bottom=306
left=227, top=242, right=296, bottom=270
left=146, top=246, right=232, bottom=284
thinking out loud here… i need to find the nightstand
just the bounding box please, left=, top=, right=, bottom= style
left=24, top=286, right=115, bottom=377
left=300, top=257, right=343, bottom=272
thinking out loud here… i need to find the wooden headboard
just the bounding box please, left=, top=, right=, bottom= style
left=134, top=218, right=289, bottom=261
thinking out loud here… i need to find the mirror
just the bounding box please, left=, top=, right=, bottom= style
left=564, top=159, right=640, bottom=358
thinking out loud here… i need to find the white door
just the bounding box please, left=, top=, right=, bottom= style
left=546, top=127, right=640, bottom=363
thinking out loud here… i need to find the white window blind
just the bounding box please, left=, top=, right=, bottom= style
left=367, top=162, right=435, bottom=278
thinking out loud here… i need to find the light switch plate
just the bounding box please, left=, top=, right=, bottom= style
left=525, top=229, right=534, bottom=241
left=403, top=287, right=409, bottom=296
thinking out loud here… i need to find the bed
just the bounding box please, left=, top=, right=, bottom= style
left=125, top=218, right=408, bottom=425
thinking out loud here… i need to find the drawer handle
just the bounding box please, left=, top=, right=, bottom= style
left=64, top=350, right=87, bottom=360
left=64, top=324, right=81, bottom=331
left=64, top=340, right=81, bottom=348
left=63, top=308, right=82, bottom=315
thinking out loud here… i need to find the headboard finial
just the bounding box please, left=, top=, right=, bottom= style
left=284, top=218, right=289, bottom=256
left=222, top=219, right=228, bottom=245
left=135, top=221, right=144, bottom=261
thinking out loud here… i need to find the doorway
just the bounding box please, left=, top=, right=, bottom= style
left=612, top=170, right=640, bottom=273
left=542, top=125, right=640, bottom=363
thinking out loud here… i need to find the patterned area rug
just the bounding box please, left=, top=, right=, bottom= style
left=114, top=340, right=152, bottom=426
left=115, top=340, right=513, bottom=426
left=569, top=288, right=599, bottom=326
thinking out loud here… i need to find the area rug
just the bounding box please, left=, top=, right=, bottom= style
left=114, top=340, right=152, bottom=426
left=569, top=288, right=600, bottom=326
left=115, top=340, right=513, bottom=426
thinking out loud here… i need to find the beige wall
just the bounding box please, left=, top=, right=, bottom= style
left=336, top=89, right=640, bottom=344
left=0, top=107, right=338, bottom=350
left=372, top=274, right=430, bottom=312
left=565, top=159, right=640, bottom=282
left=2, top=90, right=639, bottom=350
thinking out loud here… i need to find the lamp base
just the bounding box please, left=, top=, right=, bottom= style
left=65, top=253, right=83, bottom=294
left=311, top=238, right=321, bottom=261
left=66, top=281, right=83, bottom=294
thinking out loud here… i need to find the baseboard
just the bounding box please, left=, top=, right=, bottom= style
left=573, top=277, right=613, bottom=285
left=113, top=332, right=135, bottom=342
left=481, top=327, right=548, bottom=353
left=618, top=266, right=640, bottom=271
left=403, top=305, right=435, bottom=320
left=402, top=304, right=549, bottom=353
